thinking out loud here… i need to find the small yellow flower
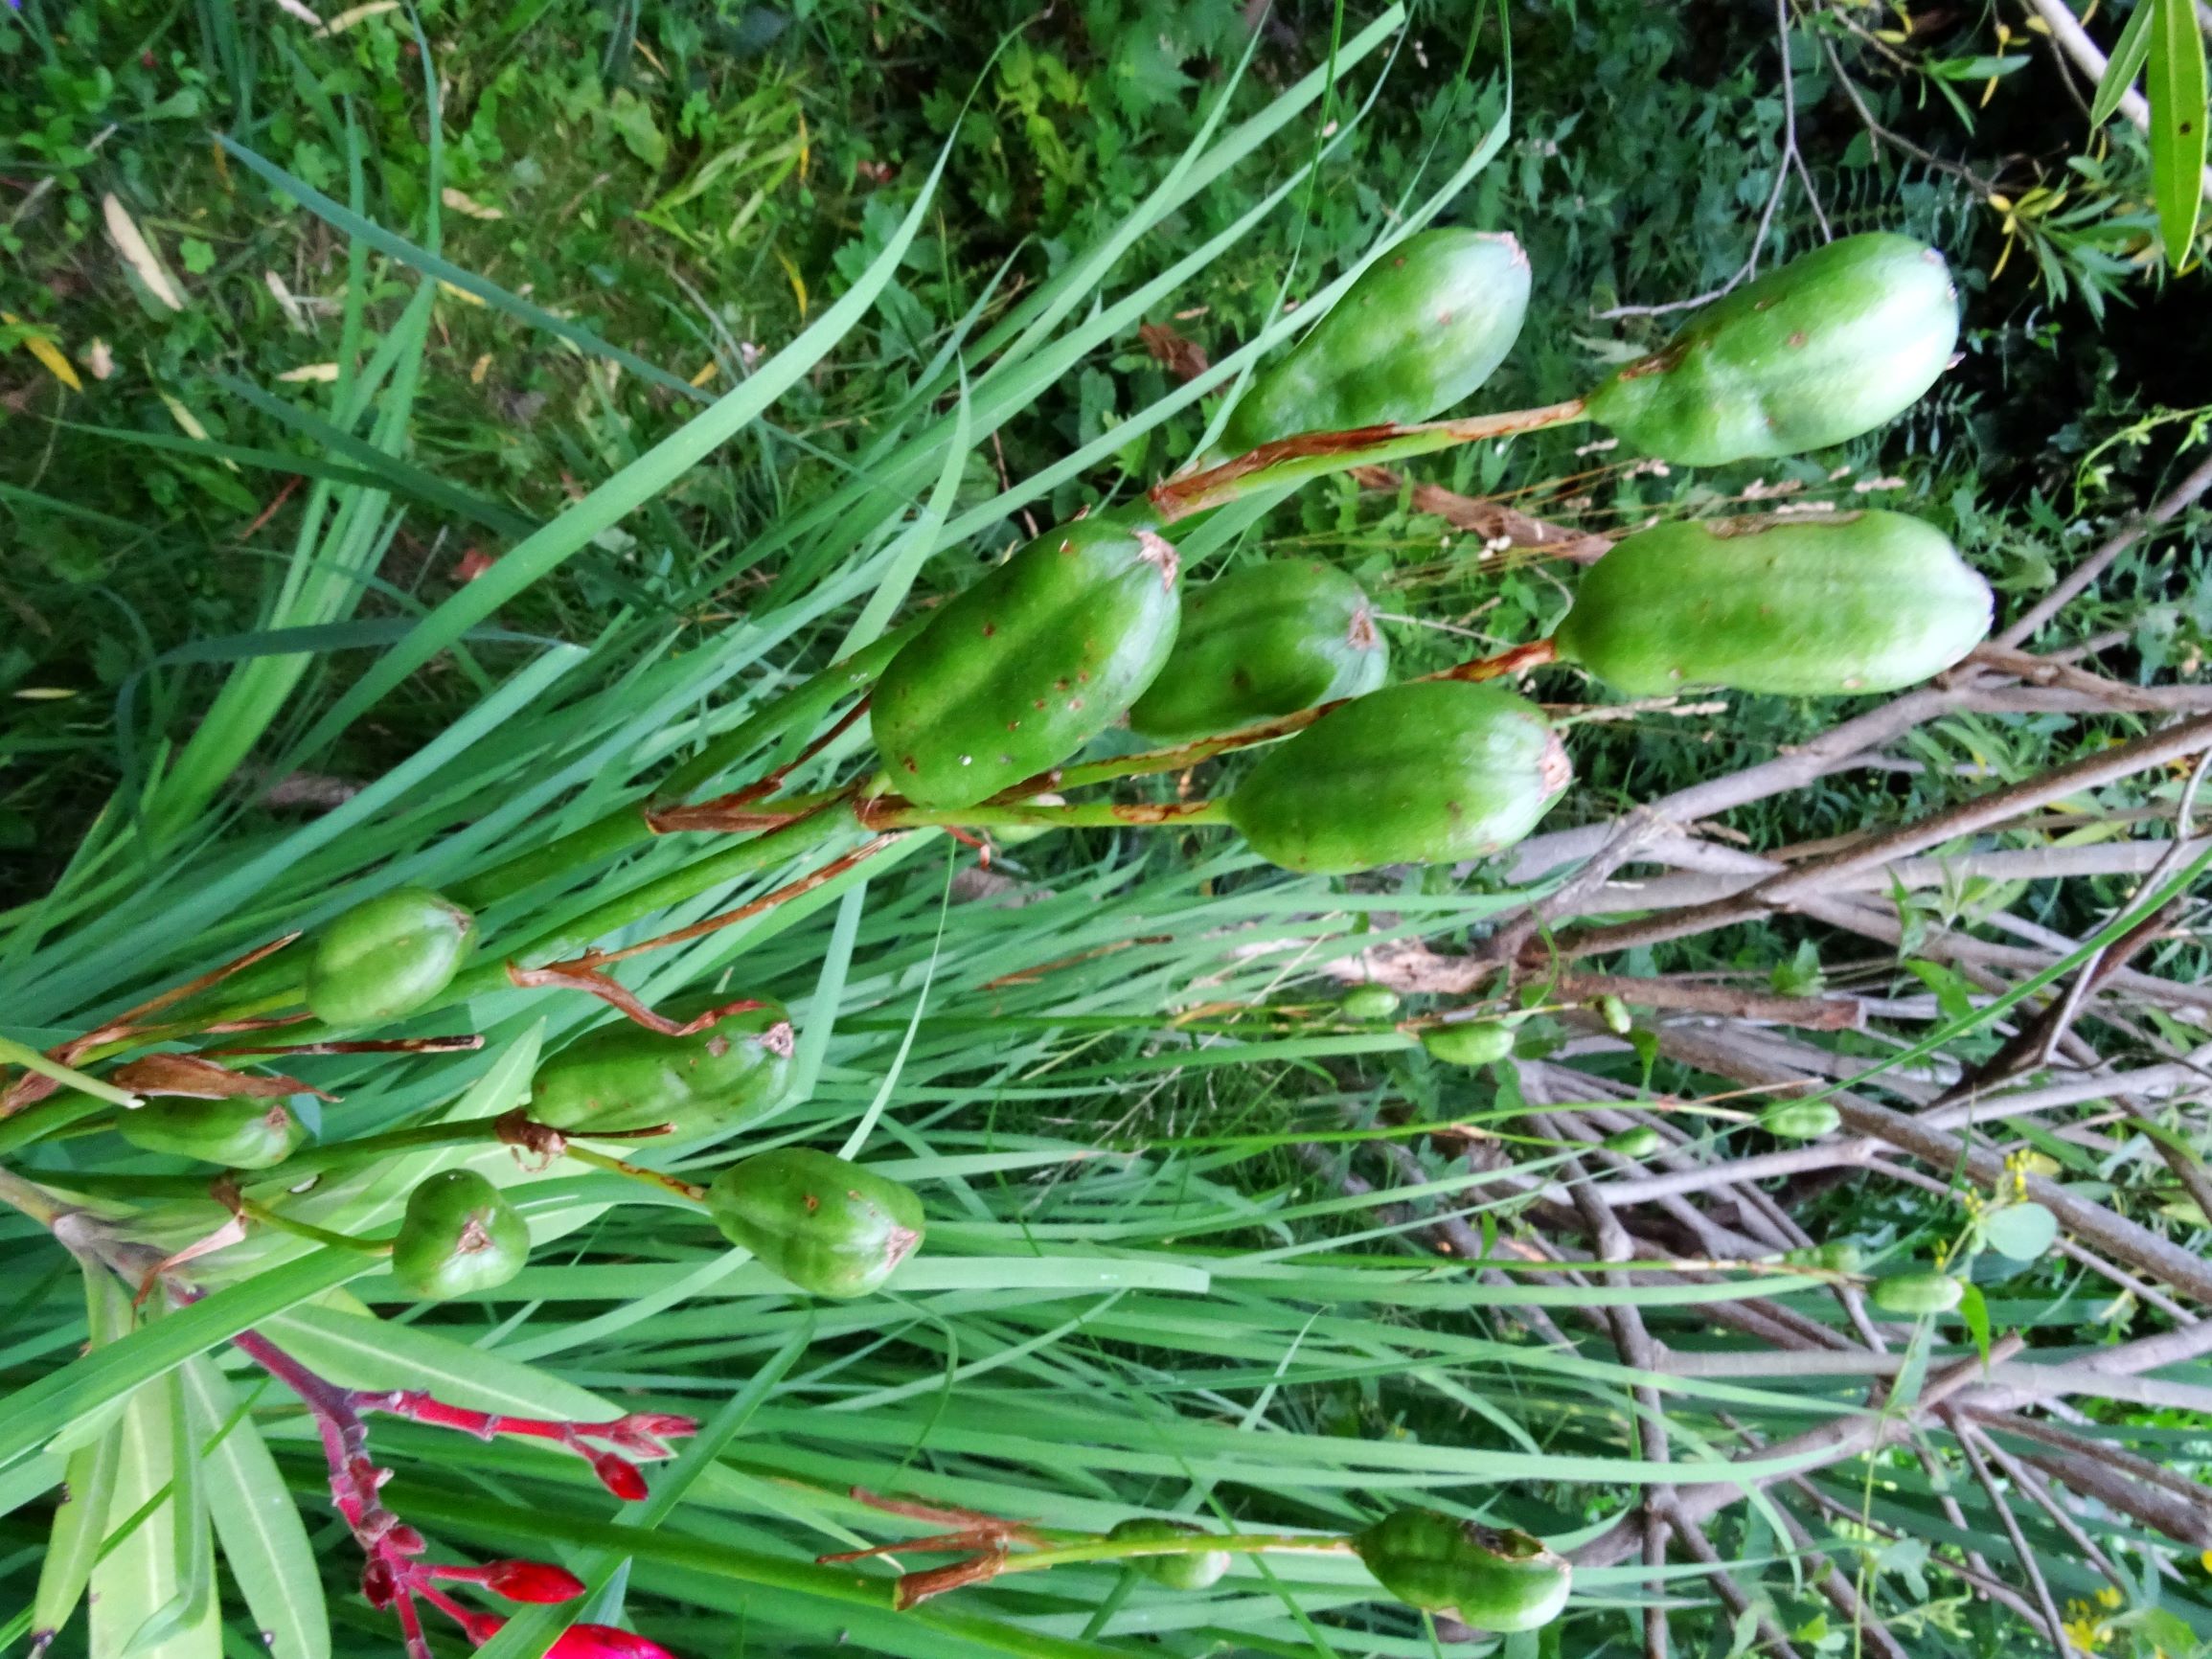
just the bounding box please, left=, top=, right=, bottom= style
left=2096, top=1585, right=2124, bottom=1610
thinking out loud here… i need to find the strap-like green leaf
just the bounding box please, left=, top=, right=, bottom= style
left=30, top=1267, right=132, bottom=1648
left=2148, top=0, right=2208, bottom=263
left=90, top=1368, right=217, bottom=1659
left=181, top=1357, right=330, bottom=1659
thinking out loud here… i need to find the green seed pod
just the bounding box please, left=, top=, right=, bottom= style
left=1553, top=512, right=1992, bottom=697
left=1423, top=1021, right=1516, bottom=1067
left=1221, top=229, right=1532, bottom=452
left=390, top=1170, right=531, bottom=1301
left=1760, top=1101, right=1842, bottom=1140
left=306, top=887, right=475, bottom=1028
left=528, top=1000, right=795, bottom=1139
left=1339, top=984, right=1402, bottom=1022
left=1106, top=1518, right=1232, bottom=1591
left=1225, top=682, right=1569, bottom=875
left=1598, top=994, right=1632, bottom=1035
left=1353, top=1509, right=1571, bottom=1634
left=708, top=1148, right=925, bottom=1299
left=1869, top=1270, right=1965, bottom=1316
left=1604, top=1125, right=1663, bottom=1159
left=1128, top=560, right=1387, bottom=741
left=871, top=515, right=1181, bottom=809
left=117, top=1098, right=298, bottom=1169
left=1782, top=1241, right=1862, bottom=1275
left=1584, top=233, right=1958, bottom=466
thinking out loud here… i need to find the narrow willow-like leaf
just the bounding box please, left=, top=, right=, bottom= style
left=2148, top=0, right=2208, bottom=263
left=262, top=1303, right=618, bottom=1421
left=2092, top=0, right=2157, bottom=125
left=180, top=1356, right=329, bottom=1659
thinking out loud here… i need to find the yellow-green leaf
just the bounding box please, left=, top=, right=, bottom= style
left=2148, top=0, right=2208, bottom=264
left=89, top=1368, right=218, bottom=1659
left=181, top=1357, right=330, bottom=1659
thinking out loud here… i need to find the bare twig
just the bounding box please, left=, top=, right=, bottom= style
left=1952, top=1421, right=2082, bottom=1657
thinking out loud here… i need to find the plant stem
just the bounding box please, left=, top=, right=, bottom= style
left=238, top=1194, right=396, bottom=1255
left=987, top=1531, right=1356, bottom=1578
left=556, top=1141, right=709, bottom=1205
left=876, top=799, right=1231, bottom=831
left=1148, top=400, right=1589, bottom=523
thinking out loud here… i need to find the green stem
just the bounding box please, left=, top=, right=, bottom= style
left=0, top=1037, right=142, bottom=1108
left=557, top=1141, right=709, bottom=1206
left=879, top=800, right=1232, bottom=831
left=1148, top=399, right=1589, bottom=524
left=239, top=1195, right=395, bottom=1255
left=989, top=1532, right=1355, bottom=1579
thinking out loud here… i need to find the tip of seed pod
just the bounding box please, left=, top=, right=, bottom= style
left=1134, top=529, right=1179, bottom=590
left=1537, top=731, right=1573, bottom=797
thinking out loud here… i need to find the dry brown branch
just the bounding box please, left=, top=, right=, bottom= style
left=1569, top=1339, right=2023, bottom=1570
left=1555, top=716, right=2212, bottom=960
left=1952, top=1420, right=2085, bottom=1657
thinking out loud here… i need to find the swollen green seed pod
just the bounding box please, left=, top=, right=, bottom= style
left=707, top=1148, right=925, bottom=1299
left=1584, top=233, right=1959, bottom=465
left=1225, top=682, right=1569, bottom=875
left=1782, top=1241, right=1862, bottom=1274
left=1339, top=984, right=1402, bottom=1022
left=1760, top=1101, right=1841, bottom=1140
left=1604, top=1125, right=1663, bottom=1159
left=391, top=1170, right=530, bottom=1301
left=1552, top=511, right=1992, bottom=697
left=1221, top=229, right=1533, bottom=451
left=307, top=888, right=475, bottom=1028
left=1869, top=1270, right=1965, bottom=1316
left=1106, top=1518, right=1233, bottom=1591
left=117, top=1098, right=298, bottom=1169
left=1353, top=1509, right=1571, bottom=1633
left=528, top=1000, right=794, bottom=1139
left=1128, top=560, right=1387, bottom=741
left=871, top=513, right=1181, bottom=809
left=1423, top=1022, right=1516, bottom=1067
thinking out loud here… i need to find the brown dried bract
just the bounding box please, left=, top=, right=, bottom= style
left=111, top=1053, right=334, bottom=1102
left=1137, top=321, right=1209, bottom=383
left=504, top=960, right=767, bottom=1037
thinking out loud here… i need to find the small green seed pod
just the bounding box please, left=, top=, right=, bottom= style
left=1782, top=1241, right=1862, bottom=1274
left=1584, top=233, right=1958, bottom=465
left=1221, top=229, right=1533, bottom=451
left=391, top=1170, right=531, bottom=1301
left=1423, top=1021, right=1516, bottom=1067
left=1339, top=984, right=1402, bottom=1022
left=1353, top=1509, right=1571, bottom=1633
left=1553, top=511, right=1991, bottom=697
left=1604, top=1125, right=1663, bottom=1159
left=1869, top=1270, right=1965, bottom=1316
left=871, top=513, right=1181, bottom=809
left=1129, top=560, right=1387, bottom=741
left=1106, top=1518, right=1232, bottom=1591
left=708, top=1148, right=925, bottom=1299
left=1225, top=682, right=1569, bottom=875
left=1597, top=994, right=1632, bottom=1035
left=1760, top=1101, right=1841, bottom=1140
left=306, top=887, right=475, bottom=1028
left=118, top=1098, right=298, bottom=1169
left=528, top=1000, right=795, bottom=1139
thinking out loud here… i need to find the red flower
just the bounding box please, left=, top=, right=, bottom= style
left=548, top=1624, right=679, bottom=1659
left=483, top=1559, right=587, bottom=1603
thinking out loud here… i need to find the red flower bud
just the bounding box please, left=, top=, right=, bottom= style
left=362, top=1557, right=399, bottom=1609
left=548, top=1625, right=679, bottom=1659
left=483, top=1559, right=587, bottom=1603
left=590, top=1452, right=649, bottom=1501
left=460, top=1612, right=507, bottom=1647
